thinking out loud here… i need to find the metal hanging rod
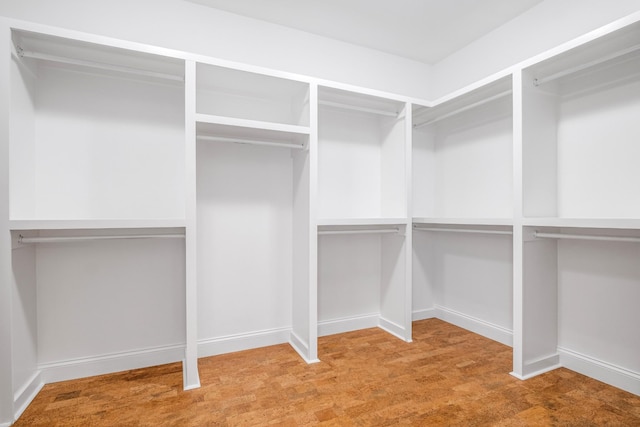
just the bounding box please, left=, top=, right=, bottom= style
left=413, top=90, right=512, bottom=129
left=319, top=100, right=399, bottom=118
left=533, top=42, right=640, bottom=87
left=318, top=227, right=400, bottom=236
left=18, top=234, right=184, bottom=244
left=413, top=226, right=512, bottom=236
left=17, top=46, right=184, bottom=82
left=197, top=135, right=305, bottom=150
left=533, top=231, right=640, bottom=243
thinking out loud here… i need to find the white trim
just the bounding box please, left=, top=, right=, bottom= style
left=289, top=332, right=320, bottom=364
left=434, top=305, right=513, bottom=347
left=559, top=347, right=640, bottom=396
left=13, top=371, right=43, bottom=423
left=412, top=308, right=437, bottom=321
left=318, top=313, right=379, bottom=337
left=379, top=317, right=411, bottom=342
left=197, top=327, right=290, bottom=358
left=39, top=344, right=184, bottom=384
left=511, top=354, right=561, bottom=380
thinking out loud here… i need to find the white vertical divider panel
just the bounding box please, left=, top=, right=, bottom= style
left=403, top=104, right=413, bottom=341
left=511, top=69, right=525, bottom=378
left=0, top=20, right=14, bottom=427
left=183, top=60, right=200, bottom=390
left=378, top=103, right=411, bottom=341
left=513, top=68, right=561, bottom=379
left=308, top=83, right=319, bottom=362
left=521, top=233, right=559, bottom=377
left=290, top=82, right=319, bottom=363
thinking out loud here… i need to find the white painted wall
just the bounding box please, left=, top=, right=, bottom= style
left=0, top=0, right=431, bottom=99
left=558, top=239, right=640, bottom=374
left=196, top=142, right=294, bottom=341
left=432, top=0, right=640, bottom=98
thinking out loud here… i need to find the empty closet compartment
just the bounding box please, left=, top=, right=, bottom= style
left=10, top=226, right=186, bottom=404
left=412, top=77, right=513, bottom=220
left=522, top=21, right=640, bottom=219
left=195, top=130, right=310, bottom=356
left=317, top=223, right=411, bottom=342
left=10, top=30, right=186, bottom=221
left=196, top=62, right=309, bottom=127
left=412, top=223, right=513, bottom=346
left=521, top=226, right=640, bottom=395
left=318, top=87, right=407, bottom=220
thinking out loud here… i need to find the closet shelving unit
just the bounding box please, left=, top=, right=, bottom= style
left=4, top=11, right=640, bottom=426
left=411, top=76, right=514, bottom=345
left=191, top=62, right=317, bottom=363
left=7, top=27, right=194, bottom=418
left=513, top=19, right=640, bottom=393
left=316, top=86, right=412, bottom=343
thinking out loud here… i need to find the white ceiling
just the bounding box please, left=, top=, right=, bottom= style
left=187, top=0, right=543, bottom=64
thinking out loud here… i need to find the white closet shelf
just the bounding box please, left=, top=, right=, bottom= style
left=13, top=30, right=184, bottom=82
left=196, top=115, right=310, bottom=148
left=522, top=218, right=640, bottom=230
left=414, top=75, right=512, bottom=127
left=413, top=217, right=513, bottom=226
left=195, top=114, right=310, bottom=135
left=318, top=86, right=405, bottom=118
left=9, top=218, right=186, bottom=231
left=317, top=218, right=408, bottom=227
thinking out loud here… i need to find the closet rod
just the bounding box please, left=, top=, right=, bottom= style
left=197, top=135, right=305, bottom=150
left=18, top=234, right=185, bottom=244
left=534, top=42, right=640, bottom=86
left=17, top=47, right=184, bottom=82
left=318, top=227, right=400, bottom=236
left=533, top=231, right=640, bottom=243
left=413, top=90, right=512, bottom=129
left=318, top=100, right=399, bottom=118
left=414, top=227, right=512, bottom=236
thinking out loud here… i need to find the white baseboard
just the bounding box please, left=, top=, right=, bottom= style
left=13, top=371, right=43, bottom=423
left=511, top=353, right=561, bottom=380
left=559, top=347, right=640, bottom=396
left=198, top=327, right=290, bottom=358
left=289, top=331, right=320, bottom=364
left=39, top=344, right=185, bottom=384
left=379, top=317, right=411, bottom=342
left=434, top=305, right=513, bottom=347
left=318, top=313, right=379, bottom=337
left=412, top=308, right=436, bottom=321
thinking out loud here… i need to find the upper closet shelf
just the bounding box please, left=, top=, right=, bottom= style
left=523, top=218, right=640, bottom=230
left=317, top=218, right=408, bottom=227
left=528, top=20, right=640, bottom=93
left=413, top=218, right=513, bottom=227
left=13, top=29, right=184, bottom=83
left=414, top=76, right=512, bottom=128
left=9, top=218, right=186, bottom=231
left=196, top=114, right=310, bottom=149
left=319, top=86, right=405, bottom=118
